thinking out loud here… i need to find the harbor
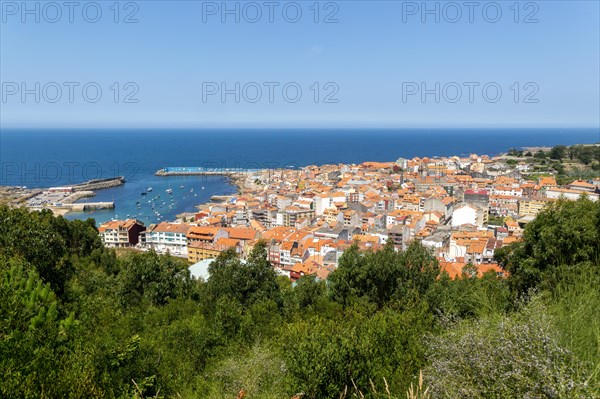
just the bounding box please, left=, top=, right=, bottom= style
left=63, top=174, right=239, bottom=225
left=6, top=177, right=124, bottom=217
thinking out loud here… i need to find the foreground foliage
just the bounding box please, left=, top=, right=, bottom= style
left=0, top=199, right=599, bottom=398
left=426, top=299, right=593, bottom=398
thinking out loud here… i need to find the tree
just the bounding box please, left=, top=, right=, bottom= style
left=118, top=251, right=193, bottom=307
left=0, top=257, right=78, bottom=398
left=329, top=241, right=439, bottom=308
left=495, top=197, right=600, bottom=295
left=288, top=274, right=326, bottom=311
left=0, top=206, right=72, bottom=296
left=549, top=145, right=567, bottom=160
left=206, top=241, right=282, bottom=309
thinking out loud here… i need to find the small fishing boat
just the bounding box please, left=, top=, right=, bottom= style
left=147, top=187, right=153, bottom=192
left=166, top=188, right=173, bottom=194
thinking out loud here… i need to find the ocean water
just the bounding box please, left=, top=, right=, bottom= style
left=1, top=128, right=598, bottom=225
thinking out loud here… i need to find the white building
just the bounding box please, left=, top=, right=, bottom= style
left=144, top=222, right=191, bottom=256
left=546, top=188, right=598, bottom=202
left=314, top=192, right=347, bottom=215
left=492, top=186, right=523, bottom=197
left=451, top=204, right=479, bottom=227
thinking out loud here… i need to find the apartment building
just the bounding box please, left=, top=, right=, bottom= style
left=143, top=222, right=190, bottom=256
left=99, top=219, right=145, bottom=248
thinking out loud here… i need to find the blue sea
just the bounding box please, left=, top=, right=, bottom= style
left=1, top=128, right=598, bottom=225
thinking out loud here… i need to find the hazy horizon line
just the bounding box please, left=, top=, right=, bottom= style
left=2, top=126, right=599, bottom=132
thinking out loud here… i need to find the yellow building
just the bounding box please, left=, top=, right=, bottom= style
left=187, top=238, right=240, bottom=263
left=518, top=197, right=555, bottom=217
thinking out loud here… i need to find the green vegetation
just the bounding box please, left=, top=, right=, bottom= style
left=1, top=199, right=599, bottom=398
left=425, top=298, right=593, bottom=398
left=487, top=214, right=505, bottom=226
left=494, top=197, right=600, bottom=294
left=508, top=144, right=599, bottom=184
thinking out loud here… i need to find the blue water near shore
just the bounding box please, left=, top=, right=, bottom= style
left=1, top=128, right=598, bottom=225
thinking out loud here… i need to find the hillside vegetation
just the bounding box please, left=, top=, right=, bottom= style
left=0, top=199, right=599, bottom=398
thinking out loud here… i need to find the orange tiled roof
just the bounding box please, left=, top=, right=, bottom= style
left=225, top=227, right=258, bottom=241
left=149, top=222, right=190, bottom=234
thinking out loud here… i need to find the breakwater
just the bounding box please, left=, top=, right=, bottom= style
left=51, top=202, right=115, bottom=212
left=73, top=176, right=125, bottom=191
left=155, top=167, right=260, bottom=177
left=155, top=167, right=262, bottom=195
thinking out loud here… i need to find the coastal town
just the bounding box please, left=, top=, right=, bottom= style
left=90, top=149, right=600, bottom=281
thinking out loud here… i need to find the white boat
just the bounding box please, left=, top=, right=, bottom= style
left=166, top=188, right=173, bottom=194
left=202, top=186, right=205, bottom=190
left=147, top=187, right=153, bottom=192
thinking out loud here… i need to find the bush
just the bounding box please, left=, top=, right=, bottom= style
left=194, top=343, right=289, bottom=398
left=424, top=298, right=593, bottom=398
left=282, top=304, right=433, bottom=398
left=545, top=264, right=600, bottom=389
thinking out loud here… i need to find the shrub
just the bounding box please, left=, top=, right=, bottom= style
left=424, top=299, right=593, bottom=398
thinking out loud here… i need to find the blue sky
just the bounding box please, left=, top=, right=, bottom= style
left=1, top=0, right=599, bottom=128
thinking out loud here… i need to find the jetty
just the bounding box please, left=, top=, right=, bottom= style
left=44, top=202, right=115, bottom=216
left=52, top=202, right=115, bottom=212
left=155, top=167, right=261, bottom=176
left=73, top=176, right=125, bottom=191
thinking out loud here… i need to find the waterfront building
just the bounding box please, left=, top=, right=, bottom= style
left=98, top=219, right=146, bottom=248
left=143, top=222, right=191, bottom=256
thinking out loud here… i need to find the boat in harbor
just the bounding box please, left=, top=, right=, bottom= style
left=166, top=188, right=173, bottom=194
left=141, top=191, right=147, bottom=195
left=147, top=187, right=153, bottom=192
